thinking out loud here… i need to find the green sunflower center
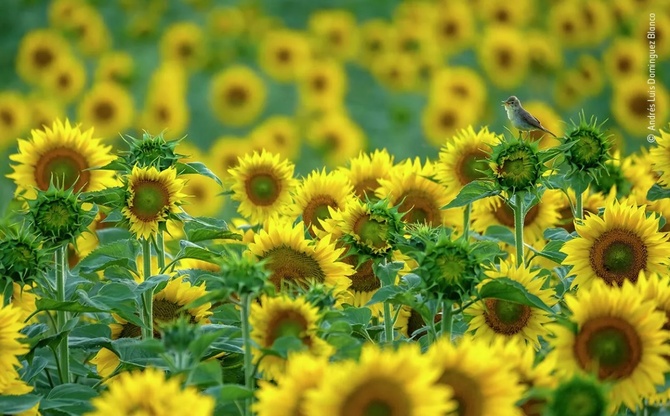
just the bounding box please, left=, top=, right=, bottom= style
left=494, top=144, right=539, bottom=191
left=264, top=246, right=327, bottom=290
left=267, top=309, right=309, bottom=345
left=303, top=195, right=336, bottom=233
left=36, top=147, right=90, bottom=191
left=550, top=377, right=607, bottom=416
left=483, top=298, right=532, bottom=335
left=568, top=128, right=607, bottom=169
left=589, top=228, right=647, bottom=286
left=342, top=378, right=410, bottom=416
left=438, top=370, right=484, bottom=416
left=245, top=173, right=280, bottom=206
left=574, top=316, right=642, bottom=380
left=435, top=251, right=469, bottom=282
left=457, top=150, right=488, bottom=185
left=353, top=216, right=390, bottom=253
left=131, top=181, right=170, bottom=221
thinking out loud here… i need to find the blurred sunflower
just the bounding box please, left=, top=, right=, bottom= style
left=0, top=299, right=29, bottom=378
left=249, top=116, right=300, bottom=160
left=228, top=150, right=296, bottom=224
left=181, top=174, right=224, bottom=218
left=575, top=55, right=605, bottom=97
left=394, top=22, right=439, bottom=60
left=298, top=59, right=347, bottom=112
left=87, top=368, right=215, bottom=415
left=208, top=135, right=256, bottom=181
left=634, top=10, right=670, bottom=59
left=140, top=65, right=189, bottom=138
left=357, top=19, right=395, bottom=67
left=339, top=149, right=394, bottom=201
left=478, top=0, right=534, bottom=27
left=428, top=67, right=487, bottom=118
left=612, top=76, right=669, bottom=135
left=603, top=38, right=647, bottom=83
left=40, top=56, right=87, bottom=103
left=258, top=29, right=311, bottom=82
left=306, top=111, right=366, bottom=167
left=10, top=283, right=38, bottom=324
left=305, top=344, right=454, bottom=415
left=478, top=27, right=528, bottom=90
left=16, top=29, right=71, bottom=85
left=78, top=82, right=134, bottom=139
left=95, top=51, right=134, bottom=84
left=512, top=101, right=564, bottom=148
left=422, top=101, right=478, bottom=147
left=207, top=6, right=245, bottom=38
left=553, top=71, right=586, bottom=110
left=548, top=281, right=670, bottom=411
left=8, top=119, right=115, bottom=197
left=0, top=92, right=30, bottom=149
left=160, top=21, right=207, bottom=70
left=289, top=169, right=354, bottom=236
left=465, top=259, right=556, bottom=348
left=427, top=336, right=524, bottom=416
left=561, top=199, right=670, bottom=289
left=250, top=295, right=333, bottom=380
left=526, top=31, right=563, bottom=73
left=371, top=53, right=418, bottom=92
left=308, top=9, right=359, bottom=61
left=435, top=125, right=497, bottom=200
left=650, top=127, right=670, bottom=187
left=26, top=95, right=64, bottom=132
left=66, top=5, right=111, bottom=56
left=548, top=1, right=587, bottom=48
left=579, top=0, right=613, bottom=46
left=247, top=218, right=353, bottom=291
left=394, top=0, right=437, bottom=27
left=48, top=0, right=80, bottom=28
left=121, top=166, right=186, bottom=240
left=210, top=65, right=266, bottom=127
left=433, top=1, right=475, bottom=55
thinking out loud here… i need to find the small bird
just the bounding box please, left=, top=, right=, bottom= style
left=502, top=96, right=557, bottom=138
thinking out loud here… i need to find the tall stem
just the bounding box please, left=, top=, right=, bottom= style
left=574, top=190, right=584, bottom=222
left=513, top=194, right=525, bottom=267
left=462, top=203, right=472, bottom=242
left=441, top=300, right=453, bottom=340
left=141, top=238, right=154, bottom=339
left=156, top=230, right=166, bottom=272
left=239, top=294, right=254, bottom=416
left=383, top=301, right=394, bottom=343
left=55, top=245, right=70, bottom=384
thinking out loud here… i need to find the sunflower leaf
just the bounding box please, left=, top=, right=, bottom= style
left=173, top=240, right=221, bottom=264
left=0, top=395, right=42, bottom=415
left=478, top=277, right=553, bottom=313
left=77, top=239, right=140, bottom=274
left=176, top=162, right=223, bottom=186
left=647, top=183, right=670, bottom=201
left=366, top=286, right=405, bottom=305
left=215, top=384, right=254, bottom=402
left=444, top=180, right=499, bottom=208
left=374, top=260, right=404, bottom=287
left=483, top=225, right=516, bottom=246
left=40, top=384, right=97, bottom=414
left=183, top=216, right=239, bottom=242
left=79, top=186, right=126, bottom=206
left=36, top=298, right=106, bottom=313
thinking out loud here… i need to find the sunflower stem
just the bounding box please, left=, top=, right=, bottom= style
left=156, top=230, right=166, bottom=272
left=55, top=245, right=71, bottom=384
left=239, top=293, right=254, bottom=416
left=383, top=301, right=394, bottom=343
left=441, top=300, right=453, bottom=340
left=513, top=194, right=525, bottom=267
left=141, top=238, right=154, bottom=340
left=574, top=190, right=584, bottom=221
left=462, top=203, right=472, bottom=242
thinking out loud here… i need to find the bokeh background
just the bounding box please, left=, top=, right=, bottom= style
left=1, top=0, right=669, bottom=217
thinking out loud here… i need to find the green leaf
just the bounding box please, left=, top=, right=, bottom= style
left=176, top=161, right=223, bottom=186
left=189, top=326, right=237, bottom=360
left=444, top=180, right=499, bottom=208
left=483, top=225, right=515, bottom=246
left=374, top=260, right=403, bottom=287
left=77, top=239, right=140, bottom=274
left=478, top=277, right=554, bottom=313
left=217, top=384, right=254, bottom=402
left=188, top=360, right=224, bottom=388
left=647, top=183, right=670, bottom=201
left=366, top=286, right=404, bottom=306
left=342, top=307, right=372, bottom=327
left=544, top=227, right=573, bottom=241
left=266, top=336, right=306, bottom=358
left=80, top=186, right=126, bottom=205
left=536, top=240, right=567, bottom=264
left=40, top=384, right=97, bottom=414
left=400, top=273, right=422, bottom=289
left=0, top=394, right=41, bottom=414
left=183, top=216, right=239, bottom=242
left=136, top=274, right=170, bottom=295
left=173, top=240, right=221, bottom=264
left=35, top=298, right=106, bottom=313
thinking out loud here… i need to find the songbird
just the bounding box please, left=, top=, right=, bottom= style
left=502, top=96, right=557, bottom=138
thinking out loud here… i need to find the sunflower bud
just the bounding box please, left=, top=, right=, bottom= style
left=548, top=375, right=608, bottom=416
left=0, top=227, right=50, bottom=285
left=490, top=138, right=542, bottom=192
left=564, top=113, right=611, bottom=174
left=122, top=131, right=182, bottom=171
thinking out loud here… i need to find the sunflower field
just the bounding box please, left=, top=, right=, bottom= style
left=2, top=0, right=670, bottom=415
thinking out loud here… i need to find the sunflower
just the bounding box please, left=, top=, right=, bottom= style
left=634, top=9, right=670, bottom=59
left=48, top=0, right=80, bottom=28
left=306, top=111, right=366, bottom=167
left=0, top=92, right=30, bottom=148
left=121, top=165, right=186, bottom=240
left=78, top=82, right=134, bottom=139
left=548, top=1, right=587, bottom=48
left=357, top=19, right=395, bottom=67
left=435, top=125, right=497, bottom=201
left=289, top=169, right=354, bottom=235
left=95, top=51, right=134, bottom=84
left=526, top=31, right=563, bottom=73
left=477, top=27, right=528, bottom=90
left=210, top=65, right=266, bottom=127
left=40, top=56, right=87, bottom=103
left=371, top=52, right=418, bottom=92
left=249, top=116, right=301, bottom=160
left=298, top=59, right=347, bottom=112
left=427, top=335, right=524, bottom=416
left=433, top=1, right=475, bottom=55
left=422, top=101, right=478, bottom=147
left=612, top=76, right=669, bottom=135
left=258, top=29, right=311, bottom=82
left=254, top=353, right=328, bottom=416
left=160, top=21, right=207, bottom=70
left=0, top=299, right=29, bottom=379
left=575, top=55, right=604, bottom=97
left=428, top=67, right=487, bottom=118
left=650, top=127, right=670, bottom=187
left=140, top=65, right=189, bottom=139
left=308, top=9, right=359, bottom=61
left=339, top=149, right=394, bottom=201
left=376, top=158, right=460, bottom=229
left=479, top=0, right=534, bottom=27
left=16, top=29, right=71, bottom=85
left=304, top=343, right=454, bottom=415
left=561, top=199, right=670, bottom=289
left=26, top=95, right=65, bottom=132
left=465, top=259, right=557, bottom=348
left=603, top=38, right=646, bottom=82
left=547, top=281, right=670, bottom=410
left=66, top=5, right=111, bottom=56
left=8, top=119, right=116, bottom=198
left=206, top=6, right=245, bottom=37
left=579, top=0, right=613, bottom=46
left=553, top=71, right=586, bottom=110
left=228, top=150, right=296, bottom=224
left=207, top=135, right=256, bottom=181
left=87, top=367, right=214, bottom=416
left=472, top=191, right=562, bottom=244
left=181, top=174, right=224, bottom=218
left=250, top=295, right=333, bottom=380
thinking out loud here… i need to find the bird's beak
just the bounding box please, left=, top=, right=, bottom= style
left=501, top=101, right=507, bottom=106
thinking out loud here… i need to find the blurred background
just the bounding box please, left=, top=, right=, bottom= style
left=1, top=0, right=669, bottom=216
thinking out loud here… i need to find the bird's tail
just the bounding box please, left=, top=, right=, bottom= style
left=542, top=127, right=557, bottom=138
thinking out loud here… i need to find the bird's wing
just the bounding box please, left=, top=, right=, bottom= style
left=520, top=108, right=542, bottom=128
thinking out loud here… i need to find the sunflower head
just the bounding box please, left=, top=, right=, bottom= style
left=0, top=227, right=49, bottom=285
left=489, top=138, right=542, bottom=193
left=338, top=198, right=405, bottom=259
left=564, top=112, right=612, bottom=174
left=548, top=375, right=609, bottom=416
left=28, top=183, right=96, bottom=246
left=122, top=131, right=182, bottom=171
left=217, top=250, right=272, bottom=297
